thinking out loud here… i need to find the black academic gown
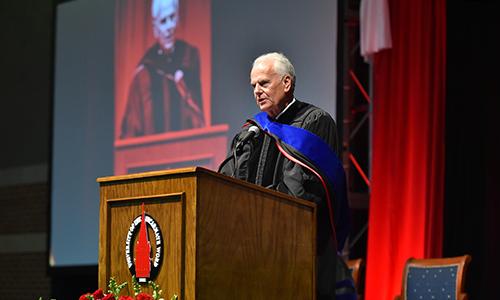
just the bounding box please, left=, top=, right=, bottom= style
left=220, top=100, right=352, bottom=299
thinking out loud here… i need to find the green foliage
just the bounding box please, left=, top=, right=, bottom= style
left=131, top=275, right=142, bottom=296
left=107, top=277, right=128, bottom=296
left=148, top=280, right=162, bottom=300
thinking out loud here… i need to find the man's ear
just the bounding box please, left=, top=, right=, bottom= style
left=283, top=75, right=292, bottom=92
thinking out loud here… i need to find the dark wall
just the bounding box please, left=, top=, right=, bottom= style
left=445, top=1, right=500, bottom=298
left=0, top=183, right=51, bottom=299
left=0, top=0, right=53, bottom=169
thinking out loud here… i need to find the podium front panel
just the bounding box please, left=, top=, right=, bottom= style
left=99, top=173, right=198, bottom=298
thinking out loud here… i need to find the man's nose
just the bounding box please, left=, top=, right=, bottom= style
left=254, top=84, right=262, bottom=95
left=165, top=21, right=175, bottom=29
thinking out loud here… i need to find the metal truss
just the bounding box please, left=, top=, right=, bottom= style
left=339, top=0, right=371, bottom=260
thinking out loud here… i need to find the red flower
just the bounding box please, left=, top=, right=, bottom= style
left=118, top=296, right=134, bottom=300
left=79, top=293, right=92, bottom=300
left=92, top=288, right=105, bottom=299
left=136, top=293, right=154, bottom=300
left=103, top=294, right=116, bottom=300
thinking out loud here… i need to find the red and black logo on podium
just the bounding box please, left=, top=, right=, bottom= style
left=125, top=203, right=164, bottom=282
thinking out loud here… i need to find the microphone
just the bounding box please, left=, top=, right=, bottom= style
left=235, top=125, right=260, bottom=150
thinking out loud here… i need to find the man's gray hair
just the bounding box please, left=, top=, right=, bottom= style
left=151, top=0, right=179, bottom=18
left=253, top=52, right=296, bottom=89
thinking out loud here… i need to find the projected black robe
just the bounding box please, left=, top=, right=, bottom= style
left=219, top=99, right=353, bottom=299
left=120, top=40, right=204, bottom=138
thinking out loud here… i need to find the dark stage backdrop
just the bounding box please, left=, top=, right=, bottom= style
left=51, top=0, right=338, bottom=267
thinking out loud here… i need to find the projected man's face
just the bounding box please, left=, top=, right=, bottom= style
left=152, top=0, right=179, bottom=52
left=250, top=59, right=292, bottom=118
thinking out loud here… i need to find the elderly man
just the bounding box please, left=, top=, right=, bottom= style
left=219, top=52, right=354, bottom=299
left=120, top=0, right=204, bottom=138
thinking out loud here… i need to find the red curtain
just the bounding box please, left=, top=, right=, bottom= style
left=364, top=0, right=446, bottom=299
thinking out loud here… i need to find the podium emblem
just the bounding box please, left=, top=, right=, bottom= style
left=125, top=203, right=164, bottom=282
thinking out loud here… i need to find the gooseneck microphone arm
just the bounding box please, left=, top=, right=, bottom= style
left=217, top=125, right=261, bottom=175
left=235, top=125, right=260, bottom=151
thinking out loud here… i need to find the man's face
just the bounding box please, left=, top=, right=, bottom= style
left=152, top=1, right=179, bottom=51
left=250, top=59, right=292, bottom=118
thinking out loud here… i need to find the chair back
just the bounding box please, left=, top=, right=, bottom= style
left=396, top=255, right=471, bottom=300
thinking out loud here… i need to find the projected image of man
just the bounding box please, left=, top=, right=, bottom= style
left=120, top=0, right=205, bottom=138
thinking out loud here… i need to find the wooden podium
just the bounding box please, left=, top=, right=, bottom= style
left=97, top=167, right=316, bottom=299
